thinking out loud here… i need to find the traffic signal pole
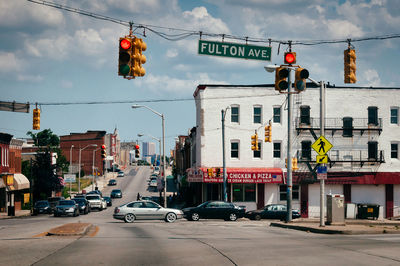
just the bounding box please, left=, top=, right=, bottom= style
left=286, top=69, right=293, bottom=223
left=221, top=108, right=228, bottom=202
left=319, top=81, right=326, bottom=227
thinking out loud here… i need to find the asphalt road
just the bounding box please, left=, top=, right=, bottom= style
left=1, top=166, right=400, bottom=266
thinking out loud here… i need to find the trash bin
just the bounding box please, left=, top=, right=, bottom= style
left=357, top=203, right=379, bottom=219
left=326, top=194, right=345, bottom=225
left=8, top=206, right=15, bottom=216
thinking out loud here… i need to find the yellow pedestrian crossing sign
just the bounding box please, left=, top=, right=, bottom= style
left=312, top=136, right=333, bottom=156
left=316, top=155, right=328, bottom=164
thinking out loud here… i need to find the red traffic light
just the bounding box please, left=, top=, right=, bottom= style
left=284, top=52, right=296, bottom=64
left=135, top=145, right=140, bottom=150
left=120, top=38, right=131, bottom=50
left=101, top=144, right=106, bottom=149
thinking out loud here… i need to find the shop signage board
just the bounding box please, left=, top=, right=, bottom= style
left=198, top=40, right=271, bottom=61
left=312, top=135, right=333, bottom=156
left=64, top=174, right=76, bottom=183
left=203, top=170, right=283, bottom=184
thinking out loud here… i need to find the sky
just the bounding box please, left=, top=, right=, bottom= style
left=1, top=0, right=400, bottom=153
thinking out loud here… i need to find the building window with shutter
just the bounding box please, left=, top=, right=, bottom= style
left=391, top=143, right=398, bottom=159
left=231, top=141, right=239, bottom=159
left=253, top=106, right=262, bottom=124
left=231, top=105, right=239, bottom=123
left=391, top=107, right=399, bottom=125
left=343, top=117, right=353, bottom=137
left=368, top=141, right=378, bottom=160
left=273, top=106, right=281, bottom=123
left=368, top=106, right=378, bottom=126
left=301, top=140, right=312, bottom=160
left=273, top=142, right=281, bottom=158
left=300, top=106, right=310, bottom=125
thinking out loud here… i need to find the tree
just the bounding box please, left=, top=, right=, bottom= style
left=24, top=129, right=67, bottom=200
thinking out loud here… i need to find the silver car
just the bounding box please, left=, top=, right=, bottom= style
left=113, top=200, right=183, bottom=223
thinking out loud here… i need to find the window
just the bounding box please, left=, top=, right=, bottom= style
left=253, top=141, right=261, bottom=158
left=368, top=141, right=378, bottom=160
left=231, top=141, right=239, bottom=158
left=231, top=106, right=239, bottom=123
left=273, top=106, right=281, bottom=123
left=232, top=183, right=256, bottom=202
left=342, top=117, right=353, bottom=137
left=391, top=143, right=398, bottom=159
left=301, top=140, right=312, bottom=160
left=300, top=106, right=310, bottom=125
left=253, top=106, right=262, bottom=124
left=368, top=106, right=378, bottom=126
left=391, top=108, right=399, bottom=124
left=279, top=185, right=299, bottom=201
left=273, top=142, right=281, bottom=158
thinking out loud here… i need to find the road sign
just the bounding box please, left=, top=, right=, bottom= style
left=64, top=174, right=76, bottom=183
left=316, top=155, right=328, bottom=164
left=317, top=166, right=328, bottom=180
left=198, top=40, right=271, bottom=61
left=312, top=135, right=333, bottom=156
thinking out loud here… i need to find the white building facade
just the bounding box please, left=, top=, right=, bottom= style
left=187, top=84, right=400, bottom=218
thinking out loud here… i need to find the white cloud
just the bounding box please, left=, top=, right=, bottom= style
left=0, top=52, right=21, bottom=73
left=182, top=7, right=230, bottom=33
left=325, top=20, right=364, bottom=39
left=361, top=69, right=381, bottom=86
left=166, top=49, right=178, bottom=58
left=17, top=74, right=43, bottom=82
left=74, top=29, right=105, bottom=56
left=60, top=80, right=74, bottom=89
left=25, top=35, right=72, bottom=60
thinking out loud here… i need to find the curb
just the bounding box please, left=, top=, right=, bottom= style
left=47, top=223, right=93, bottom=236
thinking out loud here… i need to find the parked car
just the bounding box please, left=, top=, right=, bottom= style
left=87, top=190, right=102, bottom=197
left=117, top=171, right=124, bottom=177
left=182, top=201, right=246, bottom=221
left=149, top=179, right=158, bottom=187
left=111, top=189, right=122, bottom=198
left=108, top=179, right=117, bottom=186
left=48, top=196, right=65, bottom=212
left=33, top=200, right=52, bottom=215
left=86, top=194, right=103, bottom=211
left=74, top=193, right=86, bottom=199
left=113, top=200, right=183, bottom=223
left=103, top=196, right=112, bottom=206
left=54, top=200, right=80, bottom=217
left=73, top=198, right=90, bottom=214
left=245, top=204, right=301, bottom=220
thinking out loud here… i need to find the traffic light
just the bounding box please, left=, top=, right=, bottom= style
left=292, top=158, right=298, bottom=171
left=207, top=168, right=213, bottom=177
left=101, top=145, right=106, bottom=159
left=344, top=49, right=356, bottom=83
left=275, top=67, right=289, bottom=91
left=284, top=52, right=296, bottom=65
left=216, top=168, right=221, bottom=177
left=132, top=37, right=147, bottom=77
left=135, top=144, right=140, bottom=158
left=33, top=108, right=40, bottom=130
left=264, top=124, right=272, bottom=142
left=118, top=37, right=133, bottom=77
left=251, top=133, right=258, bottom=151
left=294, top=67, right=309, bottom=92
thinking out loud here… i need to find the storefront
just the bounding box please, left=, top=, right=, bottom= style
left=188, top=167, right=283, bottom=211
left=0, top=173, right=30, bottom=215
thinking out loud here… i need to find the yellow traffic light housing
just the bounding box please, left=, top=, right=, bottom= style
left=275, top=67, right=289, bottom=91
left=132, top=37, right=146, bottom=77
left=118, top=37, right=133, bottom=77
left=264, top=124, right=272, bottom=142
left=294, top=67, right=309, bottom=92
left=33, top=108, right=40, bottom=130
left=344, top=48, right=356, bottom=83
left=251, top=133, right=258, bottom=151
left=292, top=157, right=298, bottom=171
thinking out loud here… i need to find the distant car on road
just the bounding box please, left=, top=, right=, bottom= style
left=117, top=171, right=124, bottom=177
left=73, top=198, right=90, bottom=214
left=245, top=204, right=301, bottom=220
left=54, top=200, right=80, bottom=217
left=108, top=179, right=117, bottom=186
left=183, top=201, right=246, bottom=221
left=87, top=190, right=102, bottom=197
left=48, top=196, right=65, bottom=212
left=111, top=189, right=122, bottom=198
left=86, top=194, right=103, bottom=211
left=113, top=200, right=183, bottom=223
left=149, top=179, right=158, bottom=187
left=103, top=196, right=112, bottom=206
left=33, top=200, right=52, bottom=215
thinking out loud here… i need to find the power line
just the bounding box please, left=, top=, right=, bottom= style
left=27, top=0, right=400, bottom=46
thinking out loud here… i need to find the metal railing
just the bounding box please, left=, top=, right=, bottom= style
left=297, top=149, right=385, bottom=163
left=295, top=117, right=383, bottom=129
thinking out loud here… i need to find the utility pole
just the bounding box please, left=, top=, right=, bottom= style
left=286, top=69, right=293, bottom=223
left=320, top=81, right=326, bottom=227
left=221, top=108, right=228, bottom=202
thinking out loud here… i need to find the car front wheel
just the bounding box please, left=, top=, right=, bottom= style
left=228, top=213, right=237, bottom=221
left=254, top=214, right=261, bottom=221
left=191, top=212, right=200, bottom=221
left=124, top=213, right=136, bottom=223
left=165, top=212, right=177, bottom=223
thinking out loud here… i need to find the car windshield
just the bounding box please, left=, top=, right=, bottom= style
left=103, top=197, right=110, bottom=200
left=197, top=202, right=209, bottom=208
left=73, top=198, right=84, bottom=203
left=35, top=201, right=48, bottom=207
left=59, top=200, right=74, bottom=205
left=86, top=195, right=100, bottom=200
left=112, top=190, right=121, bottom=193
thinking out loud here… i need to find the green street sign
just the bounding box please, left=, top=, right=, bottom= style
left=198, top=40, right=271, bottom=61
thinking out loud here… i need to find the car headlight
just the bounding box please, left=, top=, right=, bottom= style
left=68, top=208, right=74, bottom=211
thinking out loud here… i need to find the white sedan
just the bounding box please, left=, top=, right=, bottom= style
left=113, top=200, right=183, bottom=223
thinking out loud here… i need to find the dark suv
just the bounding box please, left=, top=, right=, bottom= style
left=33, top=200, right=52, bottom=215
left=183, top=201, right=246, bottom=221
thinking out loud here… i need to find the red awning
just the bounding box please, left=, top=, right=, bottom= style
left=199, top=167, right=283, bottom=184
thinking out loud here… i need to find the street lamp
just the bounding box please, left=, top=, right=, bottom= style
left=132, top=104, right=166, bottom=207
left=78, top=144, right=97, bottom=193
left=92, top=148, right=100, bottom=191
left=138, top=133, right=161, bottom=167
left=69, top=145, right=74, bottom=196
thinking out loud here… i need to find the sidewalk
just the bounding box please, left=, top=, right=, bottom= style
left=0, top=209, right=31, bottom=219
left=270, top=218, right=400, bottom=234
